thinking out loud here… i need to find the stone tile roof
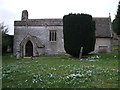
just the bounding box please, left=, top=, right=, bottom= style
left=31, top=36, right=45, bottom=48
left=93, top=17, right=112, bottom=38
left=20, top=34, right=45, bottom=48
left=14, top=19, right=63, bottom=26
left=14, top=17, right=112, bottom=38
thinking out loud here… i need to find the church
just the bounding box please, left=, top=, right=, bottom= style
left=13, top=10, right=113, bottom=57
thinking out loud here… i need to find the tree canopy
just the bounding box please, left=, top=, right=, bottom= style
left=0, top=23, right=14, bottom=54
left=112, top=1, right=120, bottom=35
left=63, top=13, right=96, bottom=57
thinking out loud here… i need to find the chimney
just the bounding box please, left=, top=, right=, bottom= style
left=21, top=10, right=28, bottom=20
left=109, top=13, right=111, bottom=19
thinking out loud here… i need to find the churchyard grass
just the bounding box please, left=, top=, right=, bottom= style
left=2, top=49, right=119, bottom=88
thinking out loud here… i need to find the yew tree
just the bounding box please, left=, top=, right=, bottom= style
left=63, top=13, right=96, bottom=57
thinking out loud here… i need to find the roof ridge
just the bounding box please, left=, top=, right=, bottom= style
left=93, top=17, right=109, bottom=19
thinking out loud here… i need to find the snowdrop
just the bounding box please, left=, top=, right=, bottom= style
left=25, top=80, right=28, bottom=82
left=114, top=56, right=117, bottom=58
left=88, top=73, right=92, bottom=77
left=96, top=56, right=99, bottom=59
left=91, top=56, right=95, bottom=59
left=76, top=74, right=84, bottom=78
left=50, top=67, right=56, bottom=70
left=91, top=65, right=95, bottom=68
left=88, top=60, right=96, bottom=62
left=87, top=70, right=92, bottom=73
left=35, top=61, right=38, bottom=63
left=50, top=74, right=53, bottom=78
left=39, top=78, right=43, bottom=82
left=80, top=59, right=82, bottom=61
left=67, top=73, right=84, bottom=79
left=117, top=70, right=119, bottom=72
left=112, top=69, right=115, bottom=71
left=69, top=74, right=76, bottom=78
left=32, top=79, right=37, bottom=83
left=6, top=71, right=12, bottom=74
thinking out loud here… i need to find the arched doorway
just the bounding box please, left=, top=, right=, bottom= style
left=25, top=40, right=33, bottom=57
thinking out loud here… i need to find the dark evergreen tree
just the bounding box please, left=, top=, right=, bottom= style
left=0, top=23, right=14, bottom=54
left=112, top=19, right=118, bottom=34
left=113, top=1, right=120, bottom=35
left=63, top=13, right=96, bottom=57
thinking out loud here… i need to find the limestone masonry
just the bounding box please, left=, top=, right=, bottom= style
left=14, top=10, right=113, bottom=57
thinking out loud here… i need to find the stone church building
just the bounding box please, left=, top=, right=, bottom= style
left=13, top=10, right=113, bottom=57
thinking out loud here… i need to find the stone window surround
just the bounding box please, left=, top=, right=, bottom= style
left=21, top=38, right=35, bottom=57
left=20, top=34, right=45, bottom=57
left=49, top=30, right=57, bottom=42
left=98, top=46, right=108, bottom=53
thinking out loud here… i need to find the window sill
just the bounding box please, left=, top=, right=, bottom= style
left=49, top=41, right=57, bottom=42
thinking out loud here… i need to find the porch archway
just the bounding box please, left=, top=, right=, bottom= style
left=25, top=40, right=33, bottom=57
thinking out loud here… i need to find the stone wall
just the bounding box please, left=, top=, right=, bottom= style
left=14, top=25, right=65, bottom=56
left=94, top=38, right=112, bottom=53
left=14, top=16, right=113, bottom=56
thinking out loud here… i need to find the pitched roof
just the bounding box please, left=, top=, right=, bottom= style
left=93, top=17, right=112, bottom=38
left=14, top=17, right=112, bottom=38
left=14, top=19, right=63, bottom=26
left=31, top=36, right=45, bottom=48
left=20, top=34, right=45, bottom=48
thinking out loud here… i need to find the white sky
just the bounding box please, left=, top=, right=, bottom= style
left=0, top=0, right=119, bottom=35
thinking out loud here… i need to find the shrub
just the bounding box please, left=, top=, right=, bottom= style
left=63, top=13, right=96, bottom=57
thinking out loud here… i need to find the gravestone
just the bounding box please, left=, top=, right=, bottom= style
left=16, top=51, right=20, bottom=60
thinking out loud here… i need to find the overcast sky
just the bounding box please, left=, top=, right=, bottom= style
left=0, top=0, right=119, bottom=35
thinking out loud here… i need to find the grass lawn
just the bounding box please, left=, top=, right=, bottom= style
left=2, top=49, right=119, bottom=88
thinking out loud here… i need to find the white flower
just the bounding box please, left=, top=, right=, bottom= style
left=67, top=76, right=69, bottom=79
left=6, top=71, right=11, bottom=74
left=25, top=80, right=28, bottom=82
left=88, top=60, right=96, bottom=62
left=117, top=70, right=119, bottom=72
left=69, top=74, right=76, bottom=78
left=114, top=56, right=116, bottom=58
left=88, top=73, right=92, bottom=77
left=109, top=78, right=112, bottom=80
left=80, top=59, right=82, bottom=61
left=67, top=74, right=84, bottom=79
left=96, top=56, right=99, bottom=59
left=87, top=70, right=92, bottom=73
left=35, top=61, right=38, bottom=63
left=91, top=65, right=95, bottom=68
left=32, top=79, right=37, bottom=83
left=50, top=74, right=53, bottom=77
left=91, top=56, right=95, bottom=59
left=39, top=79, right=43, bottom=82
left=76, top=74, right=84, bottom=78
